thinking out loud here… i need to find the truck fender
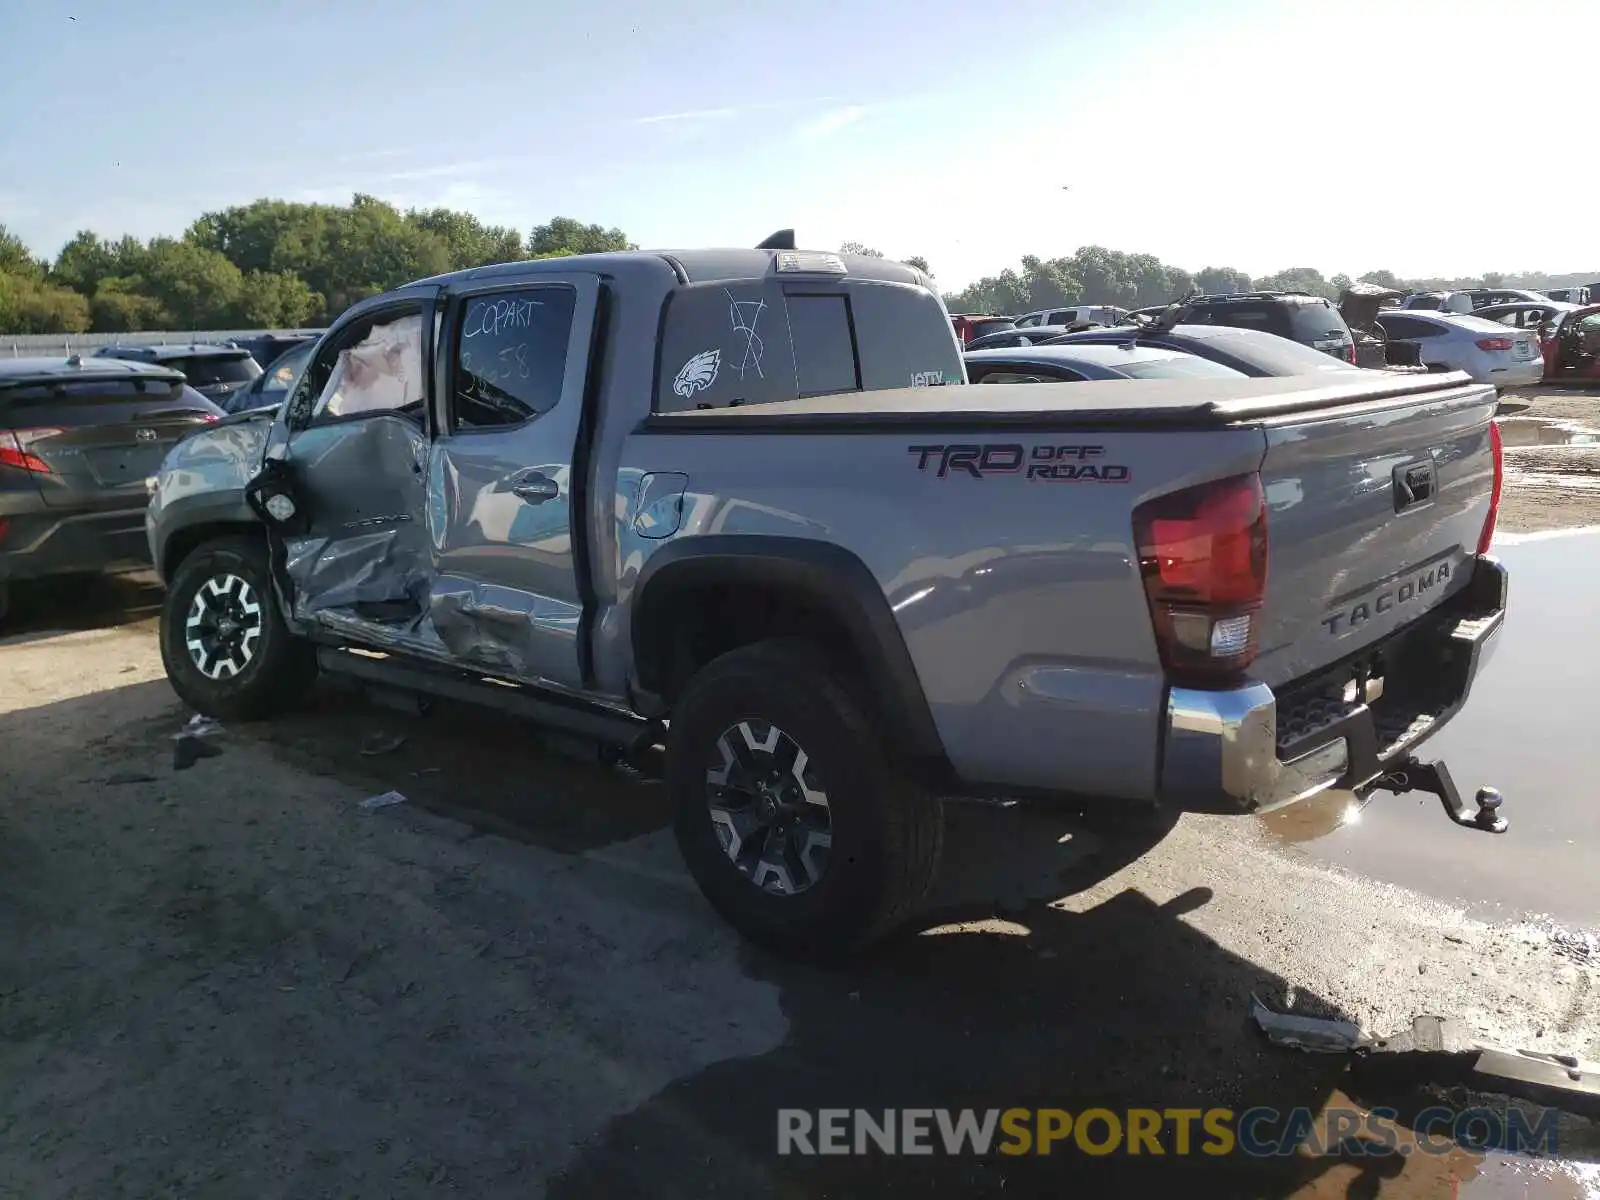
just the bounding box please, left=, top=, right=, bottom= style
left=630, top=535, right=949, bottom=771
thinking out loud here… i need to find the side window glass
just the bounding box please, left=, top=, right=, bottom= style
left=451, top=287, right=576, bottom=431
left=1015, top=314, right=1040, bottom=327
left=310, top=309, right=427, bottom=421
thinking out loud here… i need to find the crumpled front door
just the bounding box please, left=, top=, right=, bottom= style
left=280, top=414, right=433, bottom=624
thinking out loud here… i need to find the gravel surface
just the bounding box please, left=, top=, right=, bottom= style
left=2, top=577, right=1596, bottom=1197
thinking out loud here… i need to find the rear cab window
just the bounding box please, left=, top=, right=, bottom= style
left=1288, top=300, right=1353, bottom=351
left=655, top=276, right=962, bottom=412
left=174, top=354, right=261, bottom=386
left=1190, top=301, right=1290, bottom=339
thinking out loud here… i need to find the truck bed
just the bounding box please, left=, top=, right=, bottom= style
left=639, top=370, right=1486, bottom=433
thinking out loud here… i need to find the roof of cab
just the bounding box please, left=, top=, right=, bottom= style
left=0, top=355, right=186, bottom=387
left=411, top=247, right=926, bottom=291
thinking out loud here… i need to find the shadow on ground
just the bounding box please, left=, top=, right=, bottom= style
left=0, top=570, right=162, bottom=646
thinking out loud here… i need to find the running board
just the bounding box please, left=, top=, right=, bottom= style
left=315, top=647, right=656, bottom=749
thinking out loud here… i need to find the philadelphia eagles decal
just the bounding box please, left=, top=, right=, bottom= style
left=673, top=349, right=721, bottom=401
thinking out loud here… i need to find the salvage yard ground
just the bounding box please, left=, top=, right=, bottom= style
left=2, top=387, right=1599, bottom=1198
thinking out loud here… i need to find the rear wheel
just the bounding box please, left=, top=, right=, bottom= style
left=668, top=639, right=943, bottom=958
left=160, top=536, right=315, bottom=721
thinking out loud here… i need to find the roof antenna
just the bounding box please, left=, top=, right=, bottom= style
left=756, top=229, right=796, bottom=251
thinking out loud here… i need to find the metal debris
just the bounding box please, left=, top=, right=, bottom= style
left=1251, top=994, right=1369, bottom=1053
left=358, top=790, right=408, bottom=812
left=172, top=714, right=224, bottom=740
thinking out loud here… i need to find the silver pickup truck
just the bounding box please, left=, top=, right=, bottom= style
left=147, top=238, right=1508, bottom=955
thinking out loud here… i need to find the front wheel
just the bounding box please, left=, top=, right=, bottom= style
left=160, top=535, right=316, bottom=721
left=668, top=639, right=944, bottom=958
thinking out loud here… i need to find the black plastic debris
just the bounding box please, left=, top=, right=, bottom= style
left=173, top=736, right=222, bottom=771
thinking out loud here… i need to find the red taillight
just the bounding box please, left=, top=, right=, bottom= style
left=1346, top=342, right=1357, bottom=364
left=1133, top=473, right=1269, bottom=684
left=0, top=429, right=57, bottom=474
left=1476, top=337, right=1514, bottom=352
left=1478, top=421, right=1502, bottom=554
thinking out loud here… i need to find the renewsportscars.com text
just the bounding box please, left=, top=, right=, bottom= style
left=777, top=1106, right=1558, bottom=1158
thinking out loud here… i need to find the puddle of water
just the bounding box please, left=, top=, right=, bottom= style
left=1498, top=418, right=1600, bottom=448
left=1257, top=534, right=1600, bottom=928
left=1286, top=1090, right=1600, bottom=1198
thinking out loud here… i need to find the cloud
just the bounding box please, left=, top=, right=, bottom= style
left=635, top=105, right=746, bottom=126
left=794, top=105, right=868, bottom=140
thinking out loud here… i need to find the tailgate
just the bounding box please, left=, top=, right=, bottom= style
left=1250, top=377, right=1498, bottom=688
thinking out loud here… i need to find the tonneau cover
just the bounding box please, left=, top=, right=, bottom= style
left=641, top=370, right=1484, bottom=433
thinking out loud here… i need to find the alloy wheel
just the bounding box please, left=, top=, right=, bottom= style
left=705, top=719, right=833, bottom=895
left=184, top=573, right=263, bottom=680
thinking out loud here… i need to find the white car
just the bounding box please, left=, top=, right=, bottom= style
left=1012, top=304, right=1130, bottom=328
left=1373, top=310, right=1545, bottom=388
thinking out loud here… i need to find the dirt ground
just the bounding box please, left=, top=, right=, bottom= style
left=1496, top=385, right=1600, bottom=534
left=1, top=577, right=1597, bottom=1198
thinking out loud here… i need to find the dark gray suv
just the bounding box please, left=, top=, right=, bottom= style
left=1179, top=292, right=1357, bottom=363
left=94, top=343, right=263, bottom=408
left=0, top=356, right=221, bottom=619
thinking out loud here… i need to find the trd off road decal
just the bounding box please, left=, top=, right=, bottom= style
left=674, top=349, right=722, bottom=401
left=908, top=443, right=1131, bottom=482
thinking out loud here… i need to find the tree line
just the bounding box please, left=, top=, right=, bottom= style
left=939, top=248, right=1598, bottom=316
left=0, top=198, right=632, bottom=335
left=3, top=201, right=1594, bottom=335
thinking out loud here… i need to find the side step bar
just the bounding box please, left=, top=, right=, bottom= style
left=315, top=647, right=659, bottom=750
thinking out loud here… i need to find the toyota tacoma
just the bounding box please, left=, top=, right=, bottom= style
left=146, top=234, right=1509, bottom=955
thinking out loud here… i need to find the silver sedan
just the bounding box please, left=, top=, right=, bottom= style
left=1372, top=310, right=1545, bottom=388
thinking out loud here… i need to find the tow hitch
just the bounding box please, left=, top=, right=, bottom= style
left=1366, top=758, right=1508, bottom=833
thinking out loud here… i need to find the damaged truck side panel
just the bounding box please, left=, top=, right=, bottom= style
left=148, top=243, right=1508, bottom=955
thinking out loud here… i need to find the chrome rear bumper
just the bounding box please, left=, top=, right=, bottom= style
left=1159, top=555, right=1507, bottom=813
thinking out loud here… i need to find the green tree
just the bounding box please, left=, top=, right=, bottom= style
left=1480, top=271, right=1506, bottom=289
left=840, top=241, right=885, bottom=258
left=51, top=231, right=120, bottom=294
left=1253, top=266, right=1337, bottom=299
left=0, top=271, right=91, bottom=333
left=1331, top=273, right=1354, bottom=294
left=1194, top=266, right=1253, bottom=295
left=0, top=224, right=41, bottom=277
left=528, top=217, right=633, bottom=257
left=1358, top=269, right=1405, bottom=290
left=904, top=255, right=930, bottom=273
left=89, top=278, right=168, bottom=332
left=407, top=207, right=524, bottom=269
left=238, top=270, right=320, bottom=328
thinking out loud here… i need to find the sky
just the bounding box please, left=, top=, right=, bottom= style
left=2, top=0, right=1596, bottom=290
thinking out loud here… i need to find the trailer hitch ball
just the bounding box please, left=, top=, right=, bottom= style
left=1372, top=760, right=1509, bottom=834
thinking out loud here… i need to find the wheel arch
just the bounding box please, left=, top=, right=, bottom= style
left=630, top=535, right=949, bottom=774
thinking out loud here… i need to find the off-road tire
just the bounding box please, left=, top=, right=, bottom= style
left=668, top=638, right=944, bottom=958
left=160, top=535, right=316, bottom=721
